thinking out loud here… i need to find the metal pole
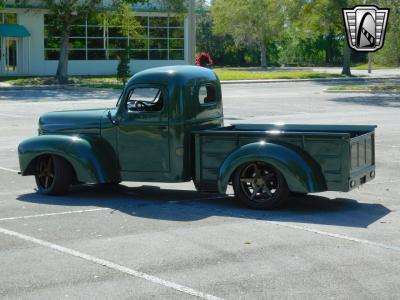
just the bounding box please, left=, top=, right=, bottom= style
left=368, top=52, right=372, bottom=74
left=21, top=38, right=23, bottom=74
left=187, top=0, right=196, bottom=65
left=28, top=37, right=30, bottom=74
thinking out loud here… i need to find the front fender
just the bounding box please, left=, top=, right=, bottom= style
left=18, top=134, right=120, bottom=184
left=217, top=142, right=327, bottom=194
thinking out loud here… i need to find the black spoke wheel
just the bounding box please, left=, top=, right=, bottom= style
left=233, top=162, right=288, bottom=209
left=35, top=156, right=73, bottom=195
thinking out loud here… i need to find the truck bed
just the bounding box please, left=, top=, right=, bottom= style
left=193, top=124, right=376, bottom=193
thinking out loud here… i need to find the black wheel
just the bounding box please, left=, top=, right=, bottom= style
left=233, top=162, right=289, bottom=209
left=35, top=155, right=73, bottom=195
left=290, top=192, right=308, bottom=197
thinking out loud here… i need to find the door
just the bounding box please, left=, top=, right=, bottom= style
left=117, top=85, right=170, bottom=173
left=0, top=38, right=3, bottom=73
left=1, top=38, right=17, bottom=73
left=7, top=38, right=17, bottom=72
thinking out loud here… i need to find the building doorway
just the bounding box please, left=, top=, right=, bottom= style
left=4, top=37, right=18, bottom=74
left=1, top=37, right=18, bottom=73
left=0, top=23, right=31, bottom=75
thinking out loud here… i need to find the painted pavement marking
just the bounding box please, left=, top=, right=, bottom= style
left=265, top=220, right=400, bottom=252
left=0, top=226, right=224, bottom=300
left=0, top=208, right=110, bottom=222
left=0, top=166, right=19, bottom=173
left=0, top=112, right=26, bottom=118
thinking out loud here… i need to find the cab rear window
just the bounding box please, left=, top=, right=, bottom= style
left=198, top=84, right=216, bottom=105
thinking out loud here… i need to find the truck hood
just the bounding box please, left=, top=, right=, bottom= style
left=39, top=109, right=107, bottom=134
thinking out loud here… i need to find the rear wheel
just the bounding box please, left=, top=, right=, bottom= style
left=233, top=162, right=289, bottom=209
left=35, top=155, right=73, bottom=195
left=290, top=192, right=308, bottom=197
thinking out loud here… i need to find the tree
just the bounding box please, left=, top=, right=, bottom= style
left=10, top=0, right=186, bottom=84
left=211, top=0, right=285, bottom=68
left=52, top=0, right=187, bottom=83
left=48, top=0, right=146, bottom=84
left=196, top=0, right=244, bottom=65
left=374, top=0, right=400, bottom=66
left=2, top=0, right=92, bottom=83
left=117, top=47, right=131, bottom=86
left=298, top=0, right=356, bottom=75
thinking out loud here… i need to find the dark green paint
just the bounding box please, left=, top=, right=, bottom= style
left=18, top=134, right=120, bottom=183
left=17, top=66, right=376, bottom=195
left=39, top=108, right=106, bottom=134
left=217, top=142, right=327, bottom=194
left=194, top=124, right=376, bottom=193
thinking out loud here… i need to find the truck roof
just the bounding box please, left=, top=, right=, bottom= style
left=126, top=65, right=218, bottom=87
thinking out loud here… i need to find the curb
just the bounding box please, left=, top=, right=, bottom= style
left=0, top=84, right=118, bottom=92
left=220, top=75, right=400, bottom=84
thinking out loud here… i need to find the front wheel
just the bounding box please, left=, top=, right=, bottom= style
left=35, top=155, right=73, bottom=195
left=233, top=162, right=289, bottom=209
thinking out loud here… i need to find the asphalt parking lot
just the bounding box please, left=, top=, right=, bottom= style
left=0, top=79, right=400, bottom=299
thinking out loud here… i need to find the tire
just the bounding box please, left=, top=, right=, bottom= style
left=290, top=192, right=308, bottom=197
left=100, top=182, right=122, bottom=191
left=35, top=155, right=73, bottom=195
left=233, top=161, right=289, bottom=209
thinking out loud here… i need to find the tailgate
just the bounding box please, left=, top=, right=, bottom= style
left=349, top=131, right=375, bottom=189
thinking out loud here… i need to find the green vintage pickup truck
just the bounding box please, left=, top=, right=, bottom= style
left=18, top=66, right=376, bottom=209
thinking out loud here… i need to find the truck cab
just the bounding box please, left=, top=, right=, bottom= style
left=105, top=66, right=223, bottom=183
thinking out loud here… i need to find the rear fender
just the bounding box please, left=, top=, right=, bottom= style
left=217, top=142, right=327, bottom=194
left=18, top=135, right=120, bottom=183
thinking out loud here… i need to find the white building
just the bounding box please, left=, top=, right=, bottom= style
left=0, top=1, right=195, bottom=76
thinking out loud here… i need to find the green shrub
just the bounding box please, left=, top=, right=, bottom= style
left=117, top=47, right=131, bottom=86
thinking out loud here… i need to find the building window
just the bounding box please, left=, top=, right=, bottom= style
left=44, top=14, right=185, bottom=61
left=0, top=13, right=17, bottom=24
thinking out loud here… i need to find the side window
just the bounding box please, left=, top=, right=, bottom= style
left=127, top=87, right=164, bottom=112
left=198, top=84, right=216, bottom=105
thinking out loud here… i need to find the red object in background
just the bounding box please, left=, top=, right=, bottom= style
left=195, top=53, right=213, bottom=67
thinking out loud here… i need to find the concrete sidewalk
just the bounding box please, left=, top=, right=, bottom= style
left=220, top=75, right=400, bottom=85
left=0, top=82, right=12, bottom=88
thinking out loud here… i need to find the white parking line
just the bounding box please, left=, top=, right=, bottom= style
left=266, top=221, right=400, bottom=252
left=375, top=144, right=400, bottom=148
left=0, top=208, right=110, bottom=221
left=0, top=189, right=36, bottom=196
left=0, top=226, right=224, bottom=300
left=0, top=166, right=19, bottom=173
left=368, top=179, right=400, bottom=185
left=0, top=112, right=26, bottom=118
left=3, top=174, right=397, bottom=254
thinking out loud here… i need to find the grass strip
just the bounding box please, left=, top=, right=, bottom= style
left=327, top=84, right=400, bottom=91
left=352, top=63, right=398, bottom=70
left=213, top=68, right=345, bottom=80
left=1, top=69, right=348, bottom=88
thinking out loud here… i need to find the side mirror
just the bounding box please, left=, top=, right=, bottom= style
left=107, top=110, right=118, bottom=126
